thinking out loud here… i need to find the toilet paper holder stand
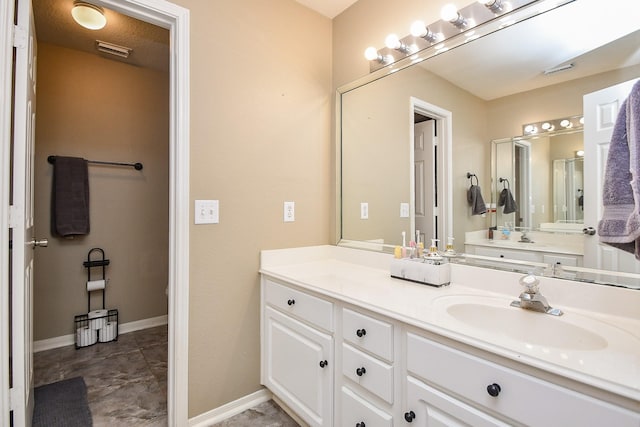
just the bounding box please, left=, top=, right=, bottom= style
left=75, top=247, right=119, bottom=349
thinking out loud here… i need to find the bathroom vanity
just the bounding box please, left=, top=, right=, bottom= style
left=260, top=245, right=639, bottom=427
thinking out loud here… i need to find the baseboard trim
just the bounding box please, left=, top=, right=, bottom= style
left=33, top=314, right=168, bottom=353
left=188, top=388, right=272, bottom=427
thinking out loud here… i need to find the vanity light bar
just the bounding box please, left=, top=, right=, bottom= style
left=364, top=0, right=572, bottom=73
left=522, top=115, right=583, bottom=136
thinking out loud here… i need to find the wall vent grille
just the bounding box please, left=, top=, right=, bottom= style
left=95, top=40, right=132, bottom=58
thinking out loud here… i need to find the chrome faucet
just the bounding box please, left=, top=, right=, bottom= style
left=518, top=230, right=533, bottom=243
left=510, top=274, right=563, bottom=316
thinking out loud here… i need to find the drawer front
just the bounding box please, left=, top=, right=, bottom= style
left=341, top=386, right=392, bottom=427
left=474, top=246, right=541, bottom=262
left=407, top=332, right=640, bottom=426
left=265, top=279, right=333, bottom=332
left=342, top=343, right=394, bottom=404
left=343, top=308, right=393, bottom=362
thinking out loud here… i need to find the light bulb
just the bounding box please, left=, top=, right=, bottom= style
left=576, top=150, right=585, bottom=157
left=441, top=4, right=460, bottom=22
left=524, top=124, right=537, bottom=134
left=410, top=21, right=427, bottom=37
left=560, top=119, right=572, bottom=128
left=385, top=34, right=400, bottom=49
left=541, top=122, right=554, bottom=131
left=364, top=47, right=379, bottom=61
left=579, top=116, right=584, bottom=124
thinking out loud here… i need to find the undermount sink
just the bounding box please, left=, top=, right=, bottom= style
left=435, top=295, right=609, bottom=351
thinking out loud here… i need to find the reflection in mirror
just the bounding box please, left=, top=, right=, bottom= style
left=337, top=0, right=640, bottom=288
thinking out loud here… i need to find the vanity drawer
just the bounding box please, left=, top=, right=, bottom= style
left=473, top=246, right=541, bottom=262
left=342, top=308, right=393, bottom=362
left=341, top=386, right=392, bottom=427
left=407, top=332, right=640, bottom=426
left=264, top=279, right=334, bottom=332
left=342, top=343, right=394, bottom=404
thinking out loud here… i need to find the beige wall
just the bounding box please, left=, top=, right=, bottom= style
left=165, top=0, right=332, bottom=417
left=33, top=43, right=169, bottom=340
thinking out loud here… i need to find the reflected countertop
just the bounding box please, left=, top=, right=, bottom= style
left=260, top=245, right=639, bottom=405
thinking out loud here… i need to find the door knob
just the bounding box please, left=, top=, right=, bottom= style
left=29, top=238, right=48, bottom=248
left=583, top=227, right=596, bottom=236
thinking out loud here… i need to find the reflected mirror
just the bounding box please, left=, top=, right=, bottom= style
left=338, top=0, right=640, bottom=287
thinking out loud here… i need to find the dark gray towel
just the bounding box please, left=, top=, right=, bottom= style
left=52, top=156, right=90, bottom=237
left=467, top=185, right=487, bottom=215
left=598, top=80, right=640, bottom=259
left=498, top=188, right=517, bottom=214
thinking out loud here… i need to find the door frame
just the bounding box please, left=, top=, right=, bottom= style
left=0, top=0, right=190, bottom=425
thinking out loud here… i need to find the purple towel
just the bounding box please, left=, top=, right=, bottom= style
left=52, top=156, right=90, bottom=237
left=598, top=80, right=640, bottom=260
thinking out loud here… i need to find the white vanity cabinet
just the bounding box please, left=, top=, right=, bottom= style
left=261, top=279, right=334, bottom=427
left=464, top=244, right=582, bottom=266
left=340, top=307, right=396, bottom=427
left=404, top=331, right=640, bottom=426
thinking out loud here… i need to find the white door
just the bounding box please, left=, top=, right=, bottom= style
left=414, top=119, right=437, bottom=245
left=10, top=0, right=39, bottom=425
left=583, top=78, right=640, bottom=287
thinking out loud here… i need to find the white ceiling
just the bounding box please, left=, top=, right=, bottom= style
left=295, top=0, right=359, bottom=18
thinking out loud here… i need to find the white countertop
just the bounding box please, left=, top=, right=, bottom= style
left=260, top=245, right=640, bottom=404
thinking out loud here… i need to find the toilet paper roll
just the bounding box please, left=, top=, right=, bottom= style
left=99, top=321, right=118, bottom=342
left=76, top=326, right=97, bottom=347
left=88, top=309, right=108, bottom=330
left=87, top=279, right=106, bottom=291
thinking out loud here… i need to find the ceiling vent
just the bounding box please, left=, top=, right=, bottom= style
left=96, top=40, right=132, bottom=58
left=543, top=63, right=574, bottom=75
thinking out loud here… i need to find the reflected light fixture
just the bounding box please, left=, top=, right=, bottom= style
left=524, top=124, right=538, bottom=134
left=560, top=119, right=573, bottom=128
left=71, top=1, right=106, bottom=30
left=441, top=3, right=469, bottom=29
left=522, top=115, right=583, bottom=135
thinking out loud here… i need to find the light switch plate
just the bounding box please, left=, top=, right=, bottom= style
left=284, top=201, right=295, bottom=222
left=360, top=202, right=368, bottom=219
left=195, top=200, right=219, bottom=224
left=400, top=202, right=410, bottom=218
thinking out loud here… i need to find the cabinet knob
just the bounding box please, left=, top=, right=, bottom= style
left=356, top=367, right=367, bottom=377
left=404, top=411, right=416, bottom=422
left=487, top=383, right=502, bottom=397
left=319, top=360, right=328, bottom=368
left=356, top=423, right=366, bottom=427
left=287, top=299, right=295, bottom=306
left=356, top=328, right=367, bottom=337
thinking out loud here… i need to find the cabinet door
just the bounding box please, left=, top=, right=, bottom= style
left=404, top=376, right=510, bottom=427
left=264, top=306, right=332, bottom=427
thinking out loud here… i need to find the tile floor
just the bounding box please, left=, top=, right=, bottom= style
left=34, top=325, right=299, bottom=426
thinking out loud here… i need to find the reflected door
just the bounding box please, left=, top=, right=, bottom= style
left=414, top=119, right=437, bottom=244
left=584, top=78, right=640, bottom=287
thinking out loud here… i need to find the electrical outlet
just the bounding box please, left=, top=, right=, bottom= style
left=400, top=202, right=410, bottom=218
left=284, top=201, right=295, bottom=222
left=360, top=202, right=368, bottom=219
left=195, top=200, right=219, bottom=224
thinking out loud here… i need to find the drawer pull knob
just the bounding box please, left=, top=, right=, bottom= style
left=404, top=411, right=416, bottom=422
left=356, top=423, right=366, bottom=427
left=319, top=360, right=328, bottom=368
left=287, top=299, right=295, bottom=306
left=487, top=383, right=502, bottom=397
left=356, top=328, right=367, bottom=337
left=356, top=367, right=367, bottom=376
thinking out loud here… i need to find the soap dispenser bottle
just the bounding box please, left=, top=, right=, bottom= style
left=425, top=239, right=443, bottom=262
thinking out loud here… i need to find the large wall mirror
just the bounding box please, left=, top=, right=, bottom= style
left=338, top=0, right=640, bottom=288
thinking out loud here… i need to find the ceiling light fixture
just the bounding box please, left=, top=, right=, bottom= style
left=385, top=34, right=413, bottom=54
left=71, top=1, right=107, bottom=30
